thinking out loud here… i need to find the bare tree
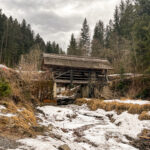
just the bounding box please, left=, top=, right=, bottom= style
left=18, top=47, right=42, bottom=82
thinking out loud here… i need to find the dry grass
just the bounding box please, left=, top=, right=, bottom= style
left=11, top=108, right=37, bottom=130
left=0, top=65, right=46, bottom=138
left=0, top=99, right=38, bottom=138
left=75, top=99, right=150, bottom=119
left=128, top=104, right=142, bottom=114
left=0, top=100, right=18, bottom=113
left=138, top=111, right=150, bottom=120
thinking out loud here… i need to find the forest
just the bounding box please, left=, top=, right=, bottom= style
left=67, top=0, right=150, bottom=74
left=0, top=10, right=64, bottom=67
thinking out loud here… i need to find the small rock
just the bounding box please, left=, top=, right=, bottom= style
left=32, top=126, right=45, bottom=132
left=58, top=144, right=71, bottom=150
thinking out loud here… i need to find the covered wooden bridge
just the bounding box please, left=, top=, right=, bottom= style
left=42, top=53, right=112, bottom=98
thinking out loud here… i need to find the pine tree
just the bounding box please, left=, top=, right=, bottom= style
left=34, top=33, right=45, bottom=51
left=119, top=0, right=134, bottom=39
left=55, top=44, right=59, bottom=54
left=45, top=41, right=53, bottom=53
left=67, top=34, right=77, bottom=55
left=45, top=41, right=64, bottom=54
left=105, top=20, right=113, bottom=49
left=133, top=0, right=150, bottom=73
left=114, top=6, right=120, bottom=34
left=119, top=0, right=125, bottom=17
left=91, top=20, right=104, bottom=57
left=79, top=18, right=90, bottom=56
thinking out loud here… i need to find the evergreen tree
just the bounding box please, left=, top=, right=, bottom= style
left=119, top=0, right=134, bottom=39
left=105, top=20, right=113, bottom=49
left=133, top=0, right=150, bottom=73
left=91, top=20, right=104, bottom=57
left=79, top=18, right=90, bottom=56
left=114, top=6, right=120, bottom=34
left=45, top=41, right=64, bottom=54
left=67, top=34, right=78, bottom=55
left=119, top=0, right=125, bottom=17
left=55, top=44, right=59, bottom=54
left=34, top=33, right=45, bottom=51
left=45, top=41, right=53, bottom=53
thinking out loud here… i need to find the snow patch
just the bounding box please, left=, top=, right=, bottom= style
left=0, top=105, right=16, bottom=117
left=0, top=64, right=9, bottom=70
left=0, top=113, right=16, bottom=117
left=0, top=105, right=6, bottom=110
left=105, top=99, right=150, bottom=105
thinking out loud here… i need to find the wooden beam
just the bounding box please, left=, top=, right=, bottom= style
left=55, top=70, right=70, bottom=79
left=55, top=79, right=89, bottom=84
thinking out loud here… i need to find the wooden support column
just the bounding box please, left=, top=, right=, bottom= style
left=88, top=71, right=92, bottom=98
left=88, top=71, right=91, bottom=83
left=53, top=82, right=57, bottom=98
left=70, top=69, right=73, bottom=87
left=105, top=70, right=109, bottom=82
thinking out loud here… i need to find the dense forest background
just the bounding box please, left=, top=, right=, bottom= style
left=0, top=0, right=149, bottom=74
left=67, top=0, right=150, bottom=74
left=0, top=10, right=64, bottom=67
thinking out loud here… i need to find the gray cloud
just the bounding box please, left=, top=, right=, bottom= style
left=0, top=0, right=121, bottom=51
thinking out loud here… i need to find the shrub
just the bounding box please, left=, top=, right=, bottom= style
left=0, top=79, right=11, bottom=97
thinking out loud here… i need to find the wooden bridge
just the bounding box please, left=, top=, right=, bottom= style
left=42, top=53, right=112, bottom=98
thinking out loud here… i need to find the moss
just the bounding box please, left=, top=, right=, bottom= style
left=0, top=79, right=11, bottom=97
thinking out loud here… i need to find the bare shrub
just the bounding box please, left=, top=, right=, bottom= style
left=126, top=80, right=143, bottom=99
left=18, top=48, right=42, bottom=82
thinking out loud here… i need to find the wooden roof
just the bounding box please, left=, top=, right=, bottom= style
left=42, top=53, right=112, bottom=70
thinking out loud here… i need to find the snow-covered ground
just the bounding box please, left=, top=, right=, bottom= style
left=16, top=104, right=150, bottom=150
left=104, top=99, right=150, bottom=105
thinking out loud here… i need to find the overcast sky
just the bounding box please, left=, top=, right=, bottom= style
left=0, top=0, right=121, bottom=51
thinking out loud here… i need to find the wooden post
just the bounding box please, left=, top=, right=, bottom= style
left=105, top=70, right=108, bottom=82
left=88, top=71, right=91, bottom=98
left=53, top=82, right=57, bottom=98
left=70, top=69, right=73, bottom=87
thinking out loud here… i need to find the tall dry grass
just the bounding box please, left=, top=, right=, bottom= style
left=75, top=98, right=150, bottom=119
left=0, top=100, right=37, bottom=138
left=138, top=111, right=150, bottom=120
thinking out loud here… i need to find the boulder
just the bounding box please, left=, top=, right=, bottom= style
left=58, top=144, right=71, bottom=150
